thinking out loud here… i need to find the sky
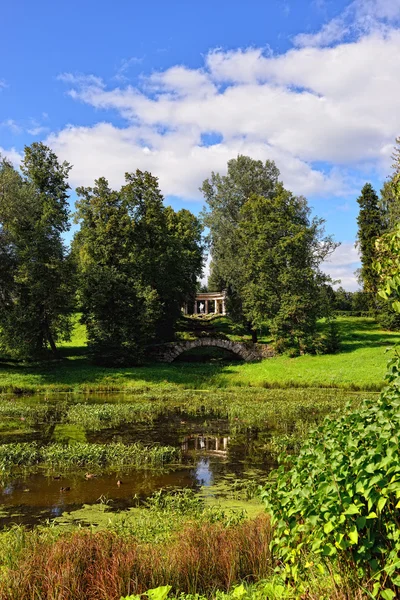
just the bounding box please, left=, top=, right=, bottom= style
left=1, top=0, right=400, bottom=290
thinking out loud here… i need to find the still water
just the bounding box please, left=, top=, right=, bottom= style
left=0, top=396, right=275, bottom=527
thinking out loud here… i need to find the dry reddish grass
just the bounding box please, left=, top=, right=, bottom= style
left=0, top=515, right=271, bottom=600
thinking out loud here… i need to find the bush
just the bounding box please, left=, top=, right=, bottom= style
left=261, top=355, right=400, bottom=599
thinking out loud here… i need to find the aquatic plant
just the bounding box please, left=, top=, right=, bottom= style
left=0, top=441, right=180, bottom=471
left=66, top=402, right=165, bottom=430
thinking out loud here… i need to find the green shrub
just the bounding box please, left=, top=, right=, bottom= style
left=261, top=355, right=400, bottom=599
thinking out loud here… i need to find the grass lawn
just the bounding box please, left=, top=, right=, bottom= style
left=0, top=317, right=398, bottom=394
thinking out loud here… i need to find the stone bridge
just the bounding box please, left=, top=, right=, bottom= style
left=149, top=337, right=268, bottom=363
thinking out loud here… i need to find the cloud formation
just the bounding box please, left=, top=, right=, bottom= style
left=50, top=26, right=400, bottom=202
left=321, top=243, right=360, bottom=291
left=19, top=1, right=400, bottom=287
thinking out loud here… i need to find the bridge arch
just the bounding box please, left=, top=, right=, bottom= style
left=155, top=338, right=260, bottom=363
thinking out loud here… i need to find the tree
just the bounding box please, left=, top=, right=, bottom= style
left=74, top=170, right=203, bottom=364
left=356, top=183, right=383, bottom=308
left=236, top=190, right=336, bottom=353
left=202, top=156, right=336, bottom=350
left=333, top=287, right=353, bottom=312
left=379, top=179, right=400, bottom=233
left=0, top=144, right=74, bottom=359
left=74, top=176, right=161, bottom=365
left=201, top=155, right=280, bottom=337
left=375, top=224, right=400, bottom=314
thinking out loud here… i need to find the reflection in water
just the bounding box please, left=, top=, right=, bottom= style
left=0, top=407, right=274, bottom=528
left=181, top=435, right=230, bottom=455
left=195, top=458, right=213, bottom=487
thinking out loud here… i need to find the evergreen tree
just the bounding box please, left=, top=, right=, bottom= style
left=0, top=144, right=74, bottom=359
left=356, top=183, right=382, bottom=308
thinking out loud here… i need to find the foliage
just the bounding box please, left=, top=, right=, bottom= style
left=0, top=143, right=75, bottom=359
left=74, top=171, right=203, bottom=365
left=356, top=183, right=383, bottom=309
left=201, top=156, right=337, bottom=350
left=236, top=192, right=336, bottom=355
left=201, top=155, right=280, bottom=336
left=333, top=287, right=370, bottom=314
left=375, top=224, right=400, bottom=314
left=262, top=358, right=400, bottom=598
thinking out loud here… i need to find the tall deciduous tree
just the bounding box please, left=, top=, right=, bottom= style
left=74, top=176, right=161, bottom=365
left=201, top=155, right=280, bottom=337
left=74, top=170, right=203, bottom=364
left=0, top=144, right=74, bottom=359
left=356, top=183, right=382, bottom=308
left=236, top=190, right=336, bottom=353
left=202, top=156, right=336, bottom=350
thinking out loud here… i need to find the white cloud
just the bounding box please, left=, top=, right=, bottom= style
left=47, top=26, right=400, bottom=201
left=0, top=119, right=22, bottom=134
left=322, top=242, right=361, bottom=291
left=27, top=126, right=49, bottom=136
left=294, top=0, right=400, bottom=47
left=0, top=146, right=22, bottom=166
left=114, top=56, right=144, bottom=82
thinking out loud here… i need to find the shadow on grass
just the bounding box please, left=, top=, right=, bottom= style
left=0, top=353, right=237, bottom=393
left=336, top=318, right=400, bottom=353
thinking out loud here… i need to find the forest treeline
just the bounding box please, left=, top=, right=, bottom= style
left=1, top=141, right=400, bottom=364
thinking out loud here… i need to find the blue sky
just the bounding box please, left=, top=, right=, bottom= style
left=1, top=0, right=400, bottom=289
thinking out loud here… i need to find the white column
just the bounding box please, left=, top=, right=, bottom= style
left=205, top=299, right=209, bottom=314
left=194, top=301, right=198, bottom=314
left=222, top=299, right=226, bottom=315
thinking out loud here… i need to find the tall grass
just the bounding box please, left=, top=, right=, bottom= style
left=0, top=516, right=271, bottom=600
left=66, top=401, right=164, bottom=430
left=0, top=441, right=180, bottom=471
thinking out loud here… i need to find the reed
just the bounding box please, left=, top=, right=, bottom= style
left=0, top=516, right=271, bottom=600
left=0, top=441, right=180, bottom=471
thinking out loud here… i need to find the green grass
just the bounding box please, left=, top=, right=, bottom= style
left=0, top=317, right=398, bottom=394
left=0, top=441, right=180, bottom=471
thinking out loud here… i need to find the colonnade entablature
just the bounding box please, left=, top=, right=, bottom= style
left=183, top=291, right=226, bottom=316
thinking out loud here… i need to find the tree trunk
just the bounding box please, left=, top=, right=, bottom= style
left=251, top=329, right=258, bottom=343
left=45, top=322, right=59, bottom=357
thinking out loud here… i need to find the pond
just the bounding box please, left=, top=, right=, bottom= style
left=0, top=389, right=367, bottom=527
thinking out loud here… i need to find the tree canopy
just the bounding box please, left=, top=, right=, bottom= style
left=0, top=144, right=75, bottom=359
left=74, top=170, right=203, bottom=364
left=202, top=155, right=336, bottom=352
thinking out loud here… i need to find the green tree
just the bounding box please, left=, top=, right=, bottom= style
left=202, top=156, right=336, bottom=350
left=356, top=183, right=383, bottom=309
left=375, top=141, right=400, bottom=329
left=74, top=170, right=203, bottom=364
left=379, top=179, right=400, bottom=233
left=0, top=144, right=74, bottom=359
left=121, top=171, right=203, bottom=341
left=236, top=190, right=336, bottom=353
left=74, top=176, right=161, bottom=364
left=375, top=224, right=400, bottom=313
left=333, top=286, right=353, bottom=311
left=201, top=155, right=280, bottom=338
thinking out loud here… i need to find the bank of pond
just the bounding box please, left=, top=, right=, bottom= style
left=0, top=386, right=397, bottom=599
